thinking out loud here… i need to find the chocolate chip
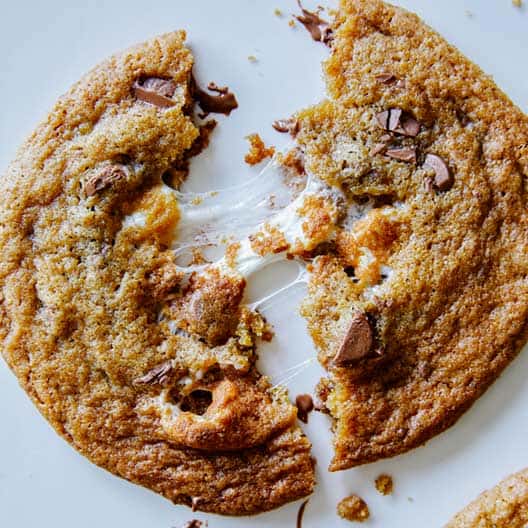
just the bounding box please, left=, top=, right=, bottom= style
left=272, top=118, right=299, bottom=136
left=375, top=73, right=397, bottom=84
left=85, top=164, right=128, bottom=197
left=424, top=153, right=453, bottom=191
left=370, top=142, right=389, bottom=156
left=385, top=146, right=417, bottom=163
left=375, top=108, right=421, bottom=137
left=133, top=77, right=177, bottom=108
left=191, top=497, right=201, bottom=512
left=297, top=499, right=310, bottom=528
left=295, top=0, right=332, bottom=46
left=191, top=77, right=238, bottom=117
left=399, top=115, right=421, bottom=137
left=295, top=394, right=314, bottom=423
left=333, top=313, right=374, bottom=365
left=134, top=361, right=173, bottom=385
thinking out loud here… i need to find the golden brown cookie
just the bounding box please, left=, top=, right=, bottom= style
left=446, top=468, right=528, bottom=527
left=298, top=0, right=528, bottom=470
left=0, top=31, right=314, bottom=515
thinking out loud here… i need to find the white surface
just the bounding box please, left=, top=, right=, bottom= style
left=1, top=1, right=527, bottom=527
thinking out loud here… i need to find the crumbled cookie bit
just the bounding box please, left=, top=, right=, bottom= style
left=247, top=55, right=258, bottom=63
left=191, top=77, right=238, bottom=117
left=513, top=0, right=523, bottom=7
left=424, top=153, right=453, bottom=191
left=274, top=7, right=283, bottom=16
left=337, top=495, right=370, bottom=522
left=272, top=118, right=299, bottom=136
left=334, top=312, right=375, bottom=365
left=225, top=242, right=241, bottom=269
left=375, top=474, right=394, bottom=495
left=244, top=133, right=275, bottom=165
left=249, top=224, right=289, bottom=256
left=85, top=164, right=128, bottom=197
left=297, top=499, right=310, bottom=528
left=295, top=0, right=333, bottom=46
left=289, top=18, right=296, bottom=27
left=135, top=360, right=173, bottom=386
left=295, top=394, right=314, bottom=423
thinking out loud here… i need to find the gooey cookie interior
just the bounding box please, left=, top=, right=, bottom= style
left=1, top=0, right=528, bottom=518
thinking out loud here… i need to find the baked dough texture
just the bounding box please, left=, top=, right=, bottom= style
left=446, top=468, right=528, bottom=527
left=0, top=31, right=314, bottom=515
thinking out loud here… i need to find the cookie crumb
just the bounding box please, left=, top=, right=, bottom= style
left=337, top=495, right=370, bottom=522
left=274, top=7, right=283, bottom=16
left=375, top=474, right=394, bottom=495
left=512, top=0, right=523, bottom=7
left=244, top=134, right=275, bottom=165
left=248, top=55, right=258, bottom=63
left=289, top=18, right=296, bottom=27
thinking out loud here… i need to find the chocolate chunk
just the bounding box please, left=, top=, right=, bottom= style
left=334, top=313, right=374, bottom=365
left=295, top=0, right=332, bottom=46
left=424, top=153, right=453, bottom=191
left=375, top=73, right=397, bottom=84
left=191, top=77, right=238, bottom=117
left=297, top=499, right=310, bottom=528
left=134, top=360, right=173, bottom=385
left=295, top=394, right=314, bottom=423
left=133, top=77, right=177, bottom=108
left=375, top=108, right=421, bottom=137
left=85, top=164, right=128, bottom=196
left=370, top=142, right=389, bottom=156
left=272, top=118, right=300, bottom=136
left=385, top=146, right=417, bottom=163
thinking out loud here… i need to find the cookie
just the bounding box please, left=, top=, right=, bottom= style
left=446, top=468, right=528, bottom=527
left=0, top=32, right=314, bottom=515
left=297, top=0, right=528, bottom=469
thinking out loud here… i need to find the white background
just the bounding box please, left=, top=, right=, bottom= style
left=1, top=1, right=527, bottom=526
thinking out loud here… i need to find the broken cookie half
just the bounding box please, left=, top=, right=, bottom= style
left=0, top=31, right=315, bottom=516
left=298, top=0, right=528, bottom=471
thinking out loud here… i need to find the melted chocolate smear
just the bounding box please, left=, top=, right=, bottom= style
left=295, top=394, right=314, bottom=423
left=297, top=499, right=310, bottom=528
left=295, top=0, right=333, bottom=47
left=191, top=76, right=238, bottom=118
